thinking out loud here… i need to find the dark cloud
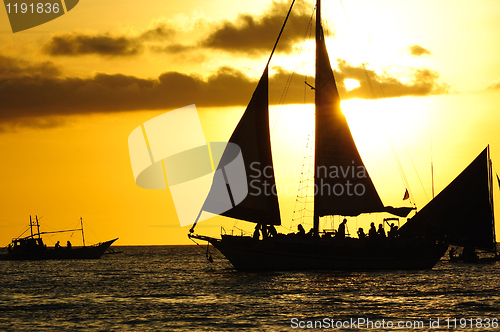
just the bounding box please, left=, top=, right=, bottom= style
left=0, top=117, right=67, bottom=132
left=202, top=1, right=313, bottom=55
left=42, top=23, right=176, bottom=57
left=93, top=73, right=154, bottom=89
left=150, top=43, right=197, bottom=54
left=409, top=45, right=431, bottom=56
left=333, top=60, right=449, bottom=99
left=42, top=1, right=313, bottom=58
left=139, top=22, right=176, bottom=41
left=43, top=32, right=143, bottom=56
left=0, top=54, right=449, bottom=129
left=0, top=55, right=61, bottom=78
left=0, top=56, right=258, bottom=126
left=266, top=61, right=449, bottom=102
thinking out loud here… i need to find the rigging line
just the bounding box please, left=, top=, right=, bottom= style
left=190, top=235, right=224, bottom=261
left=292, top=6, right=317, bottom=223
left=362, top=66, right=416, bottom=207
left=289, top=8, right=315, bottom=227
left=388, top=134, right=415, bottom=206
left=10, top=227, right=31, bottom=242
left=339, top=0, right=351, bottom=26
left=59, top=218, right=79, bottom=232
left=374, top=77, right=429, bottom=206
left=291, top=134, right=309, bottom=225
left=291, top=139, right=310, bottom=227
left=335, top=0, right=421, bottom=207
left=362, top=64, right=377, bottom=98
left=188, top=236, right=216, bottom=262
left=82, top=219, right=101, bottom=243
left=232, top=219, right=239, bottom=234
left=363, top=70, right=420, bottom=206
left=270, top=6, right=316, bottom=136
left=266, top=0, right=296, bottom=69
left=266, top=0, right=297, bottom=137
left=270, top=68, right=295, bottom=136
left=291, top=132, right=314, bottom=227
left=2, top=225, right=24, bottom=248
left=400, top=134, right=430, bottom=203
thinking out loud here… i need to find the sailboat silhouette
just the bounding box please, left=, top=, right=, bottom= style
left=189, top=0, right=465, bottom=271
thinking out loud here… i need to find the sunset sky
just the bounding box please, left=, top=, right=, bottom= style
left=1, top=0, right=499, bottom=246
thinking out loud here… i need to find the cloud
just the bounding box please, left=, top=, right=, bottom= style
left=0, top=117, right=67, bottom=132
left=0, top=55, right=61, bottom=78
left=486, top=79, right=500, bottom=90
left=201, top=1, right=313, bottom=55
left=139, top=21, right=176, bottom=41
left=150, top=43, right=197, bottom=55
left=0, top=54, right=449, bottom=129
left=333, top=60, right=449, bottom=99
left=43, top=33, right=142, bottom=56
left=42, top=1, right=312, bottom=58
left=408, top=45, right=431, bottom=56
left=0, top=56, right=258, bottom=126
left=266, top=61, right=449, bottom=104
left=42, top=22, right=176, bottom=57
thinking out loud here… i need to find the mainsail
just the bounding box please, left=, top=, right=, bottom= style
left=312, top=0, right=411, bottom=231
left=399, top=146, right=496, bottom=251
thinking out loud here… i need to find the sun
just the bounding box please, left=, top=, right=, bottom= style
left=344, top=78, right=361, bottom=91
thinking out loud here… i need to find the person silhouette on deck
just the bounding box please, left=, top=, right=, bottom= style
left=377, top=224, right=386, bottom=238
left=368, top=222, right=377, bottom=238
left=388, top=223, right=399, bottom=238
left=55, top=241, right=61, bottom=249
left=297, top=224, right=305, bottom=237
left=261, top=225, right=269, bottom=239
left=67, top=241, right=72, bottom=249
left=253, top=224, right=261, bottom=240
left=336, top=218, right=347, bottom=238
left=267, top=225, right=278, bottom=238
left=357, top=228, right=366, bottom=239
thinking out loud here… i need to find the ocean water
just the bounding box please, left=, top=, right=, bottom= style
left=1, top=245, right=499, bottom=331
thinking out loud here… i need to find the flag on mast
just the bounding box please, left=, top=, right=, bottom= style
left=403, top=189, right=410, bottom=201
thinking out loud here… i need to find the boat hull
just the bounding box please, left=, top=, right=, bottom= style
left=191, top=234, right=448, bottom=271
left=0, top=238, right=118, bottom=261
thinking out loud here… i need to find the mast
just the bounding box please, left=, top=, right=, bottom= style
left=35, top=215, right=40, bottom=238
left=30, top=215, right=34, bottom=238
left=488, top=145, right=496, bottom=249
left=80, top=217, right=86, bottom=247
left=313, top=0, right=321, bottom=234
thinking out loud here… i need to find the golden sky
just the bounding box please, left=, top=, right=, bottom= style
left=1, top=0, right=499, bottom=246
